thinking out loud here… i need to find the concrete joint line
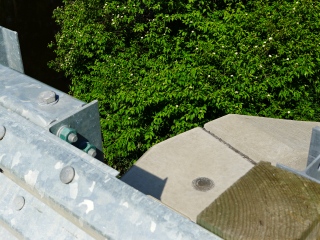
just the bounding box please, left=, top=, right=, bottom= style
left=202, top=127, right=257, bottom=166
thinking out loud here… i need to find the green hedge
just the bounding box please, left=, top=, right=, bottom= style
left=50, top=0, right=320, bottom=174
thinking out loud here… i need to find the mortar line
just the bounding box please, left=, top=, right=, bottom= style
left=202, top=128, right=257, bottom=166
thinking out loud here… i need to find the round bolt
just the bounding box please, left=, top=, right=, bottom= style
left=82, top=142, right=97, bottom=158
left=38, top=90, right=58, bottom=105
left=88, top=148, right=97, bottom=158
left=60, top=166, right=75, bottom=184
left=0, top=126, right=6, bottom=140
left=67, top=132, right=78, bottom=143
left=13, top=196, right=25, bottom=211
left=57, top=126, right=78, bottom=143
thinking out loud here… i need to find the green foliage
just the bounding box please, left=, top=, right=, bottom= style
left=50, top=0, right=320, bottom=174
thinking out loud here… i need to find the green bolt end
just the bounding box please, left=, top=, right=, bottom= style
left=58, top=127, right=78, bottom=143
left=82, top=142, right=97, bottom=157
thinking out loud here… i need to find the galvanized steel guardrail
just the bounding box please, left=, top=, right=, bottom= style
left=0, top=26, right=220, bottom=239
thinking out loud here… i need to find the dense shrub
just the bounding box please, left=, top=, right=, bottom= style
left=50, top=0, right=320, bottom=174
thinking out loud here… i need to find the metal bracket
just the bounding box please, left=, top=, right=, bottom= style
left=0, top=64, right=103, bottom=160
left=277, top=126, right=320, bottom=184
left=49, top=101, right=103, bottom=160
left=0, top=26, right=24, bottom=73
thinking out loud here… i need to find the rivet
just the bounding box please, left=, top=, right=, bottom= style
left=60, top=166, right=75, bottom=184
left=0, top=126, right=6, bottom=140
left=13, top=196, right=25, bottom=211
left=192, top=177, right=214, bottom=192
left=38, top=90, right=58, bottom=105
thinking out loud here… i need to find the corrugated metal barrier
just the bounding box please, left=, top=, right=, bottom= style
left=0, top=26, right=220, bottom=240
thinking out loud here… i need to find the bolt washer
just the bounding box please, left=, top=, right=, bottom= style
left=192, top=177, right=214, bottom=192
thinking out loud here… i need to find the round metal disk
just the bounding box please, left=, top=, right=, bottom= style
left=60, top=166, right=75, bottom=184
left=13, top=196, right=25, bottom=211
left=192, top=177, right=214, bottom=192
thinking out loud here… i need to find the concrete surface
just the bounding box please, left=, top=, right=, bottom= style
left=204, top=115, right=320, bottom=171
left=121, top=127, right=254, bottom=222
left=122, top=114, right=320, bottom=222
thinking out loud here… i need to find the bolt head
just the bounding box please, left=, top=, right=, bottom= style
left=38, top=90, right=58, bottom=105
left=67, top=133, right=78, bottom=143
left=58, top=126, right=78, bottom=143
left=0, top=126, right=6, bottom=140
left=88, top=148, right=97, bottom=158
left=82, top=142, right=97, bottom=158
left=60, top=166, right=75, bottom=184
left=13, top=196, right=25, bottom=211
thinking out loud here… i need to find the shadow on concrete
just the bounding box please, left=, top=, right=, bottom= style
left=121, top=166, right=167, bottom=200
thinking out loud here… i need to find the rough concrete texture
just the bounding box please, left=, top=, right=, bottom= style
left=204, top=115, right=320, bottom=171
left=122, top=114, right=320, bottom=222
left=121, top=127, right=254, bottom=222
